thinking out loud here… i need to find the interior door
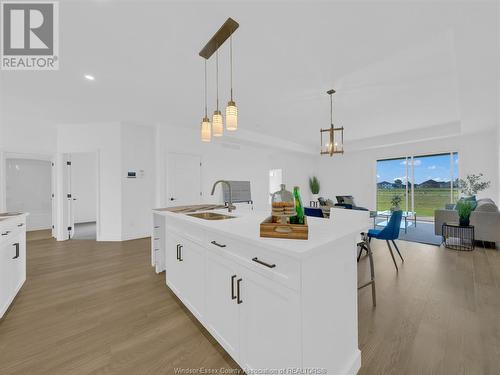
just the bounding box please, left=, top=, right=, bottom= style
left=166, top=153, right=201, bottom=206
left=238, top=268, right=301, bottom=371
left=205, top=251, right=240, bottom=359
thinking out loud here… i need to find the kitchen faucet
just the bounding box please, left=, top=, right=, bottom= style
left=211, top=180, right=235, bottom=213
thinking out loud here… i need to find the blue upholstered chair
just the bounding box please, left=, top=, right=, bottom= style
left=304, top=207, right=324, bottom=218
left=366, top=210, right=404, bottom=271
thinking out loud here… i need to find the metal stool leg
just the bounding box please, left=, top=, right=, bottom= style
left=386, top=240, right=399, bottom=272
left=358, top=235, right=376, bottom=307
left=391, top=240, right=404, bottom=262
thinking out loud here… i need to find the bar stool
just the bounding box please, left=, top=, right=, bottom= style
left=357, top=232, right=376, bottom=307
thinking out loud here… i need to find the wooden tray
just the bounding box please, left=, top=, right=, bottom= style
left=260, top=216, right=308, bottom=240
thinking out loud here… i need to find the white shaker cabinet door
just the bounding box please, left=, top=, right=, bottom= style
left=179, top=239, right=205, bottom=321
left=0, top=242, right=13, bottom=317
left=11, top=234, right=26, bottom=294
left=205, top=250, right=241, bottom=360
left=238, top=268, right=301, bottom=371
left=165, top=232, right=185, bottom=296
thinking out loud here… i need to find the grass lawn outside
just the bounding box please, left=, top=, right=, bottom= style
left=377, top=188, right=459, bottom=218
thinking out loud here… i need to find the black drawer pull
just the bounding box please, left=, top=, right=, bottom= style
left=231, top=275, right=237, bottom=300
left=12, top=243, right=19, bottom=259
left=252, top=257, right=276, bottom=268
left=1, top=231, right=10, bottom=236
left=211, top=241, right=226, bottom=248
left=236, top=278, right=243, bottom=304
left=176, top=244, right=180, bottom=260
left=17, top=223, right=24, bottom=227
left=178, top=245, right=183, bottom=261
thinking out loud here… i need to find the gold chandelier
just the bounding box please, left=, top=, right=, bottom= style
left=320, top=89, right=344, bottom=156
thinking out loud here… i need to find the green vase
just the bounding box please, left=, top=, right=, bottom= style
left=293, top=186, right=305, bottom=225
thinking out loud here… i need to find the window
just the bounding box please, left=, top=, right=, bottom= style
left=376, top=152, right=459, bottom=220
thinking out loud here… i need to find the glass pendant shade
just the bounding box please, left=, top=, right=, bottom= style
left=201, top=117, right=212, bottom=142
left=226, top=100, right=238, bottom=131
left=212, top=110, right=223, bottom=137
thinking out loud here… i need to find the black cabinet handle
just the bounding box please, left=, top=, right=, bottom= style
left=236, top=278, right=243, bottom=304
left=178, top=245, right=183, bottom=261
left=231, top=275, right=237, bottom=300
left=252, top=257, right=276, bottom=269
left=211, top=241, right=226, bottom=248
left=176, top=244, right=180, bottom=260
left=1, top=231, right=10, bottom=236
left=12, top=243, right=19, bottom=259
left=17, top=223, right=24, bottom=227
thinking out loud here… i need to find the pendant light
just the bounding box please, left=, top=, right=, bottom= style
left=226, top=35, right=238, bottom=131
left=212, top=50, right=223, bottom=137
left=201, top=60, right=212, bottom=142
left=320, top=89, right=344, bottom=156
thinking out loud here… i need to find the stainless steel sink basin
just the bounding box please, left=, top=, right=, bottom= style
left=186, top=212, right=235, bottom=220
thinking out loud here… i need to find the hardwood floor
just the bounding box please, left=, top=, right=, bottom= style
left=0, top=237, right=498, bottom=374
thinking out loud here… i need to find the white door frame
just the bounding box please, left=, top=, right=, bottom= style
left=0, top=151, right=56, bottom=235
left=58, top=150, right=101, bottom=241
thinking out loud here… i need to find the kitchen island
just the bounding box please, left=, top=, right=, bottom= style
left=152, top=207, right=367, bottom=375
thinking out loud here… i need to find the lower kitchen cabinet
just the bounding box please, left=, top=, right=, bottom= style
left=165, top=228, right=302, bottom=371
left=165, top=231, right=205, bottom=320
left=238, top=267, right=301, bottom=370
left=205, top=251, right=240, bottom=359
left=0, top=217, right=27, bottom=319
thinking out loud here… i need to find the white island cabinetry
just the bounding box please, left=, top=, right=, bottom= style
left=153, top=209, right=366, bottom=375
left=0, top=214, right=28, bottom=319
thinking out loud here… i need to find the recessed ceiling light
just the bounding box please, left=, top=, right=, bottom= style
left=84, top=74, right=95, bottom=81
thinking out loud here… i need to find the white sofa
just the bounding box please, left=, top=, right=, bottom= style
left=434, top=198, right=500, bottom=243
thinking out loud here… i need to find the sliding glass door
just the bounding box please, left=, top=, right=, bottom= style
left=377, top=152, right=459, bottom=221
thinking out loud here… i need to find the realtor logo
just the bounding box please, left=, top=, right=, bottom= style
left=1, top=1, right=59, bottom=70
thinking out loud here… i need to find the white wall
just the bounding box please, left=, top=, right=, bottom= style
left=317, top=130, right=499, bottom=210
left=121, top=123, right=155, bottom=240
left=71, top=152, right=97, bottom=223
left=156, top=125, right=317, bottom=211
left=6, top=158, right=52, bottom=231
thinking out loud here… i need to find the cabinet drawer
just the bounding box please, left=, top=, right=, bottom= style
left=207, top=234, right=301, bottom=291
left=165, top=219, right=206, bottom=246
left=0, top=223, right=25, bottom=246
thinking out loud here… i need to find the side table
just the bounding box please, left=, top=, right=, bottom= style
left=442, top=222, right=475, bottom=251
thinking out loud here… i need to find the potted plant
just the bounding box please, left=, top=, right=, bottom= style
left=309, top=176, right=320, bottom=202
left=390, top=194, right=402, bottom=212
left=458, top=173, right=491, bottom=198
left=456, top=200, right=474, bottom=227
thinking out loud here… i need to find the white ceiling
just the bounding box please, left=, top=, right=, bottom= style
left=1, top=1, right=498, bottom=148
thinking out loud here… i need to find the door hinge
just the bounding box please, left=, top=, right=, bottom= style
left=51, top=162, right=55, bottom=167
left=67, top=226, right=72, bottom=231
left=67, top=194, right=72, bottom=198
left=51, top=193, right=55, bottom=198
left=52, top=225, right=54, bottom=229
left=66, top=161, right=71, bottom=166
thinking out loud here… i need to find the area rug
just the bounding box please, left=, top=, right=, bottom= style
left=374, top=219, right=442, bottom=246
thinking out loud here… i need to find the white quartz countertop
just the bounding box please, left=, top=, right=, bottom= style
left=153, top=207, right=369, bottom=259
left=0, top=213, right=28, bottom=226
